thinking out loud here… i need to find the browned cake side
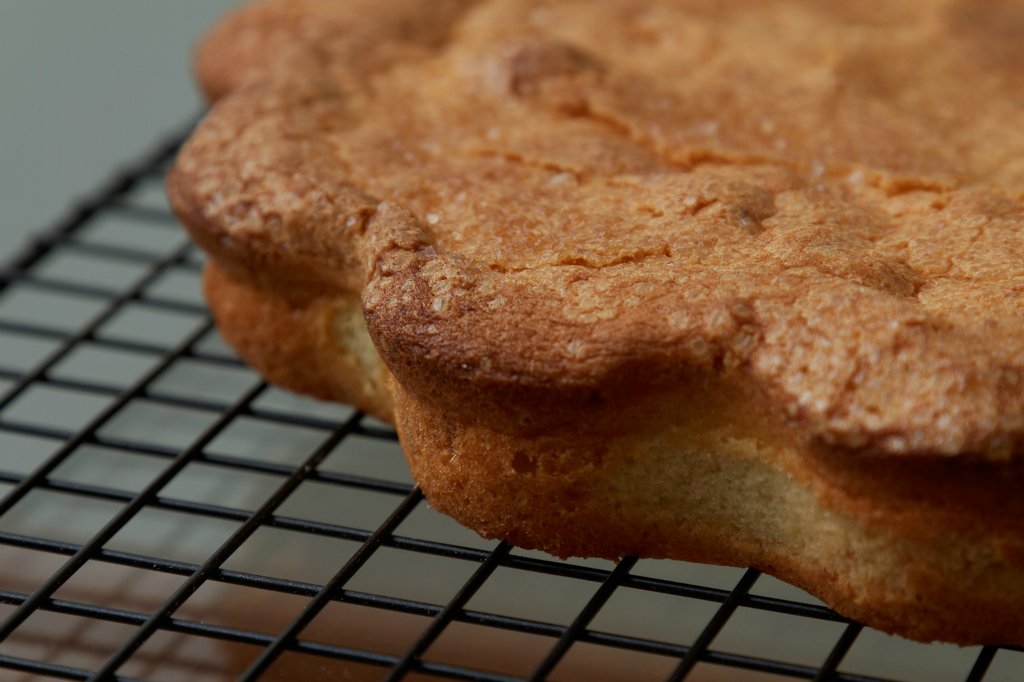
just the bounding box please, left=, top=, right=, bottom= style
left=168, top=0, right=1024, bottom=644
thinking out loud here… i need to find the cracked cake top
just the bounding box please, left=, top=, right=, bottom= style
left=170, top=0, right=1024, bottom=458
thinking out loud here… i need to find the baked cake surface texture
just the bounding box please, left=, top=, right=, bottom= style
left=169, top=0, right=1024, bottom=645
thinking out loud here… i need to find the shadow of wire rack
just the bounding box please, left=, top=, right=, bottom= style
left=0, top=124, right=1021, bottom=682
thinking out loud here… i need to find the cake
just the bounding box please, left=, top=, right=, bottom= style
left=168, top=0, right=1024, bottom=644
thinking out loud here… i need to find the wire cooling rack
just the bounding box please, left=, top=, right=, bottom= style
left=0, top=124, right=1021, bottom=682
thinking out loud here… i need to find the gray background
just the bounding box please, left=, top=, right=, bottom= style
left=0, top=0, right=240, bottom=263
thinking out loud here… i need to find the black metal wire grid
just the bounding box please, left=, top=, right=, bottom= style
left=0, top=123, right=1020, bottom=682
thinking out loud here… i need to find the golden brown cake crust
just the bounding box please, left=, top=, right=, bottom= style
left=169, top=0, right=1024, bottom=644
left=171, top=0, right=1024, bottom=459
